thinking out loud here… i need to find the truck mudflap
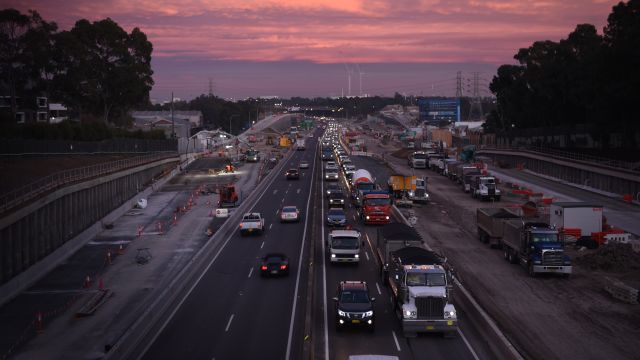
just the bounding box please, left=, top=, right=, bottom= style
left=402, top=319, right=458, bottom=334
left=533, top=265, right=572, bottom=274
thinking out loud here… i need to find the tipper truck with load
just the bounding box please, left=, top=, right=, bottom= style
left=375, top=223, right=458, bottom=337
left=388, top=175, right=429, bottom=204
left=502, top=220, right=572, bottom=277
left=351, top=169, right=376, bottom=207
left=476, top=208, right=521, bottom=247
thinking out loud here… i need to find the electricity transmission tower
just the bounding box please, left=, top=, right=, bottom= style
left=468, top=72, right=483, bottom=121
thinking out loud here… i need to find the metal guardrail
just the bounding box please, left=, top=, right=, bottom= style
left=0, top=153, right=178, bottom=215
left=480, top=146, right=640, bottom=173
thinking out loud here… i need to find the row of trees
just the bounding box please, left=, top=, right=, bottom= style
left=485, top=0, right=640, bottom=148
left=0, top=9, right=153, bottom=126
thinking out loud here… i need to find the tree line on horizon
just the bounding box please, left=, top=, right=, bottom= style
left=485, top=0, right=640, bottom=149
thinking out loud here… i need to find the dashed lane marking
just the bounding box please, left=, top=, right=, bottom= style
left=273, top=190, right=278, bottom=195
left=376, top=282, right=382, bottom=295
left=365, top=251, right=370, bottom=261
left=391, top=330, right=402, bottom=352
left=269, top=224, right=273, bottom=230
left=248, top=267, right=254, bottom=278
left=225, top=314, right=235, bottom=332
left=260, top=241, right=265, bottom=249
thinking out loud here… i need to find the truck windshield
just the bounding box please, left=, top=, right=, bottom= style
left=406, top=272, right=446, bottom=286
left=331, top=237, right=359, bottom=249
left=412, top=154, right=426, bottom=159
left=357, top=183, right=375, bottom=191
left=364, top=198, right=390, bottom=206
left=531, top=233, right=558, bottom=243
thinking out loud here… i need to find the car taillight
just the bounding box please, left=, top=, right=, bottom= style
left=280, top=265, right=287, bottom=270
left=239, top=224, right=243, bottom=229
left=261, top=265, right=268, bottom=271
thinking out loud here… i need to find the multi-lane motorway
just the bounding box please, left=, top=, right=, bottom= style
left=140, top=127, right=484, bottom=360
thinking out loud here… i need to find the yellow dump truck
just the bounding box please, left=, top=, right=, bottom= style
left=388, top=175, right=429, bottom=204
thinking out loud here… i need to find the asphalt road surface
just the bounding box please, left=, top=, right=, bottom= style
left=142, top=134, right=320, bottom=360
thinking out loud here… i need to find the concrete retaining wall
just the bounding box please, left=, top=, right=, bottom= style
left=0, top=157, right=179, bottom=305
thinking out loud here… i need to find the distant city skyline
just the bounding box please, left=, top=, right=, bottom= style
left=7, top=0, right=618, bottom=101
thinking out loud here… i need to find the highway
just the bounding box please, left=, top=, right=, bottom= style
left=310, top=143, right=482, bottom=359
left=142, top=130, right=321, bottom=360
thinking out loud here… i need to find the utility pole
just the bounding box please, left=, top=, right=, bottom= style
left=468, top=72, right=483, bottom=121
left=456, top=71, right=462, bottom=123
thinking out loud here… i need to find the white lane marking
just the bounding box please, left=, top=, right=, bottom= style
left=352, top=215, right=356, bottom=220
left=320, top=148, right=330, bottom=360
left=285, top=142, right=319, bottom=360
left=273, top=189, right=278, bottom=195
left=225, top=314, right=235, bottom=332
left=458, top=328, right=481, bottom=360
left=275, top=209, right=279, bottom=216
left=142, top=156, right=288, bottom=356
left=269, top=223, right=273, bottom=230
left=391, top=330, right=402, bottom=352
left=281, top=198, right=285, bottom=203
left=376, top=282, right=382, bottom=295
left=365, top=251, right=370, bottom=261
left=260, top=241, right=265, bottom=249
left=248, top=267, right=254, bottom=278
left=297, top=188, right=301, bottom=194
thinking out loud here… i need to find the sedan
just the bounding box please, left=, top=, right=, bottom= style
left=285, top=169, right=300, bottom=180
left=326, top=208, right=347, bottom=226
left=260, top=253, right=290, bottom=277
left=280, top=205, right=300, bottom=222
left=299, top=160, right=309, bottom=169
left=325, top=161, right=338, bottom=171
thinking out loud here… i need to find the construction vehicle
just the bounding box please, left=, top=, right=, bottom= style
left=295, top=139, right=306, bottom=150
left=375, top=223, right=458, bottom=337
left=470, top=176, right=501, bottom=201
left=279, top=136, right=292, bottom=147
left=351, top=169, right=376, bottom=207
left=360, top=191, right=392, bottom=225
left=476, top=208, right=521, bottom=247
left=457, top=165, right=481, bottom=193
left=501, top=219, right=572, bottom=277
left=218, top=184, right=239, bottom=208
left=388, top=175, right=429, bottom=204
left=407, top=151, right=427, bottom=169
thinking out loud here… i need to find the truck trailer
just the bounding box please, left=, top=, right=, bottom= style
left=375, top=223, right=458, bottom=337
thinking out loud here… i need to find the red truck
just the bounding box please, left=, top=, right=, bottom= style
left=360, top=191, right=392, bottom=225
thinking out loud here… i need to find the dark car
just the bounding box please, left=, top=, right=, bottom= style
left=328, top=191, right=346, bottom=207
left=325, top=183, right=341, bottom=198
left=326, top=208, right=347, bottom=226
left=333, top=281, right=375, bottom=331
left=260, top=253, right=290, bottom=277
left=285, top=169, right=300, bottom=180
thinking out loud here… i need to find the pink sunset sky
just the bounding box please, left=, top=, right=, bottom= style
left=6, top=0, right=619, bottom=101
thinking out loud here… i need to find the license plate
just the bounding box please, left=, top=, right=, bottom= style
left=271, top=270, right=277, bottom=274
left=351, top=320, right=360, bottom=324
left=426, top=325, right=434, bottom=330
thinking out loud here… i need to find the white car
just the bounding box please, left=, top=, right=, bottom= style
left=325, top=161, right=338, bottom=171
left=299, top=160, right=310, bottom=169
left=325, top=171, right=339, bottom=181
left=280, top=206, right=300, bottom=222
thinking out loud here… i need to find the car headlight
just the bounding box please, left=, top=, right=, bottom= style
left=404, top=310, right=417, bottom=319
left=444, top=310, right=456, bottom=319
left=339, top=199, right=344, bottom=203
left=338, top=310, right=346, bottom=317
left=365, top=216, right=370, bottom=220
left=354, top=254, right=359, bottom=258
left=365, top=311, right=374, bottom=317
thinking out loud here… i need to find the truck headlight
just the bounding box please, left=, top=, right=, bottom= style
left=338, top=310, right=346, bottom=317
left=331, top=254, right=336, bottom=258
left=354, top=254, right=359, bottom=258
left=444, top=310, right=456, bottom=319
left=385, top=216, right=390, bottom=220
left=365, top=311, right=374, bottom=317
left=408, top=191, right=414, bottom=196
left=365, top=216, right=370, bottom=220
left=404, top=310, right=417, bottom=319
